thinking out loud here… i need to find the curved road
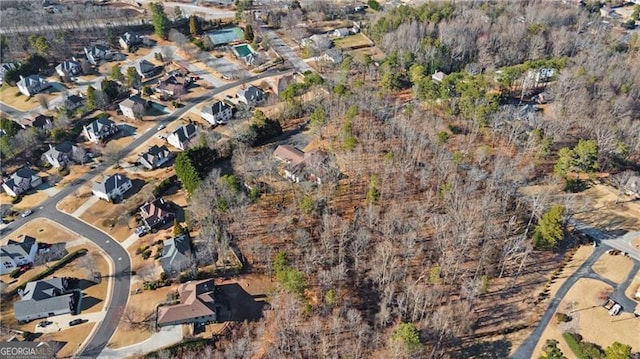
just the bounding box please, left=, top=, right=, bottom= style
left=2, top=68, right=289, bottom=358
left=512, top=224, right=640, bottom=359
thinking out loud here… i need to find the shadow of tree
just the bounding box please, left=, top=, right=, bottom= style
left=454, top=339, right=512, bottom=358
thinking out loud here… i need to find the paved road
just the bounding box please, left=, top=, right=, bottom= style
left=512, top=224, right=640, bottom=359
left=257, top=24, right=313, bottom=74
left=2, top=68, right=288, bottom=358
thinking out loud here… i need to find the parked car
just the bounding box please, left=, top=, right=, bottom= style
left=69, top=319, right=84, bottom=326
left=18, top=264, right=32, bottom=273
left=21, top=209, right=33, bottom=218
left=609, top=303, right=622, bottom=316
left=135, top=226, right=149, bottom=237
left=37, top=320, right=53, bottom=328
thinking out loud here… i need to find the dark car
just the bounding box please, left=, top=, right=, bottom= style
left=69, top=319, right=84, bottom=326
left=37, top=320, right=53, bottom=328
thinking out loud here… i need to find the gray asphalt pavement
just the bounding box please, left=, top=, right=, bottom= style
left=512, top=223, right=640, bottom=359
left=2, top=68, right=288, bottom=358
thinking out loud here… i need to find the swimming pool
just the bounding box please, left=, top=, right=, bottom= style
left=233, top=44, right=253, bottom=58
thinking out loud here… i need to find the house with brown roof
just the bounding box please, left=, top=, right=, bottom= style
left=156, top=279, right=216, bottom=327
left=273, top=146, right=340, bottom=185
left=140, top=198, right=174, bottom=229
left=274, top=145, right=305, bottom=165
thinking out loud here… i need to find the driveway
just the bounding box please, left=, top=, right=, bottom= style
left=99, top=325, right=183, bottom=359
left=512, top=224, right=640, bottom=359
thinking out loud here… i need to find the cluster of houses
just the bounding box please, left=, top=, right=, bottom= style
left=1, top=236, right=82, bottom=323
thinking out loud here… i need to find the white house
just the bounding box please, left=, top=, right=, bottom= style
left=2, top=167, right=42, bottom=197
left=0, top=236, right=38, bottom=275
left=138, top=145, right=172, bottom=170
left=237, top=85, right=265, bottom=107
left=92, top=173, right=133, bottom=202
left=167, top=124, right=197, bottom=151
left=201, top=101, right=232, bottom=125
left=55, top=58, right=82, bottom=78
left=83, top=117, right=119, bottom=142
left=333, top=28, right=351, bottom=38
left=84, top=45, right=115, bottom=65
left=119, top=31, right=142, bottom=50
left=119, top=95, right=148, bottom=120
left=17, top=75, right=50, bottom=97
left=43, top=142, right=81, bottom=168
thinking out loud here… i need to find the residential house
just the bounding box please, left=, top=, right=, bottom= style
left=2, top=167, right=42, bottom=197
left=84, top=45, right=115, bottom=65
left=167, top=124, right=197, bottom=151
left=432, top=71, right=447, bottom=83
left=17, top=75, right=50, bottom=97
left=266, top=74, right=294, bottom=96
left=13, top=277, right=80, bottom=322
left=92, top=173, right=133, bottom=202
left=201, top=101, right=232, bottom=126
left=62, top=94, right=85, bottom=112
left=156, top=279, right=216, bottom=327
left=527, top=68, right=556, bottom=84
left=137, top=145, right=172, bottom=170
left=83, top=117, right=118, bottom=143
left=301, top=34, right=332, bottom=50
left=43, top=142, right=82, bottom=168
left=119, top=95, right=148, bottom=120
left=119, top=31, right=142, bottom=51
left=0, top=63, right=18, bottom=83
left=625, top=175, right=640, bottom=198
left=322, top=49, right=344, bottom=64
left=18, top=114, right=54, bottom=130
left=140, top=198, right=174, bottom=229
left=274, top=145, right=304, bottom=165
left=274, top=147, right=340, bottom=185
left=55, top=58, right=82, bottom=78
left=333, top=28, right=351, bottom=38
left=0, top=236, right=38, bottom=275
left=237, top=85, right=265, bottom=107
left=133, top=59, right=157, bottom=78
left=155, top=74, right=190, bottom=99
left=161, top=234, right=192, bottom=277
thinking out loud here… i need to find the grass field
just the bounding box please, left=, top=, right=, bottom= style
left=334, top=33, right=373, bottom=49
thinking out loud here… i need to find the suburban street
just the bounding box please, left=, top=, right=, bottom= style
left=1, top=68, right=291, bottom=358
left=512, top=224, right=640, bottom=359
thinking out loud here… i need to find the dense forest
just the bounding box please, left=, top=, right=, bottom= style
left=152, top=1, right=640, bottom=358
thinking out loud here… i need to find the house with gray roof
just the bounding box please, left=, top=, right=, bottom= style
left=43, top=142, right=82, bottom=168
left=237, top=85, right=265, bottom=107
left=84, top=45, right=115, bottom=65
left=133, top=59, right=158, bottom=78
left=119, top=31, right=143, bottom=51
left=0, top=236, right=38, bottom=275
left=119, top=95, right=148, bottom=120
left=138, top=145, right=173, bottom=170
left=63, top=94, right=85, bottom=112
left=18, top=114, right=54, bottom=130
left=2, top=167, right=42, bottom=197
left=14, top=277, right=80, bottom=322
left=201, top=101, right=232, bottom=126
left=92, top=173, right=133, bottom=202
left=17, top=75, right=50, bottom=97
left=161, top=234, right=192, bottom=277
left=167, top=124, right=197, bottom=151
left=55, top=58, right=82, bottom=78
left=83, top=117, right=118, bottom=143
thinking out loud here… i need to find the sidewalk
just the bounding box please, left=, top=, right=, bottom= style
left=71, top=196, right=100, bottom=217
left=99, top=325, right=183, bottom=359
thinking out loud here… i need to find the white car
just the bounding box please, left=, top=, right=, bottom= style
left=157, top=124, right=166, bottom=130
left=21, top=210, right=33, bottom=218
left=609, top=303, right=622, bottom=316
